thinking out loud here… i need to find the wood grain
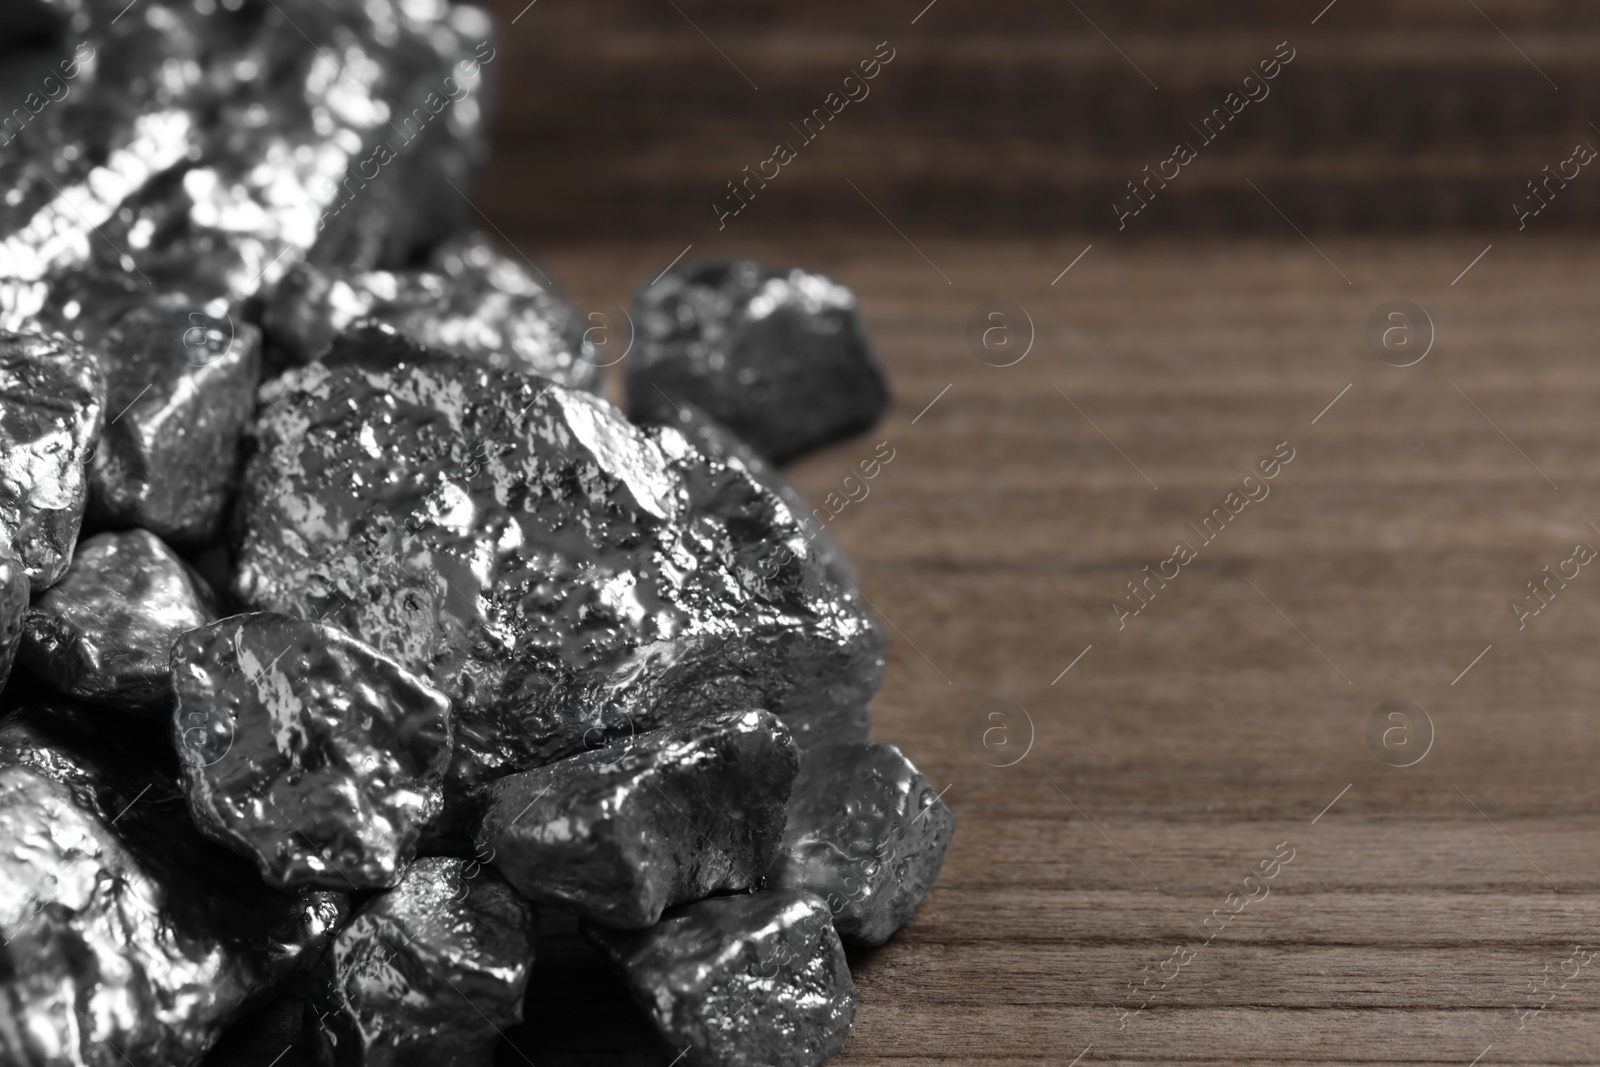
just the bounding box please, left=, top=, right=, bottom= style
left=475, top=0, right=1600, bottom=237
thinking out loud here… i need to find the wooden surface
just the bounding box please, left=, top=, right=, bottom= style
left=535, top=233, right=1600, bottom=1064
left=478, top=0, right=1600, bottom=237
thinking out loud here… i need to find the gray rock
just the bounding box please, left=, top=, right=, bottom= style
left=0, top=703, right=344, bottom=1067
left=170, top=611, right=453, bottom=890
left=230, top=326, right=884, bottom=827
left=0, top=330, right=105, bottom=590
left=307, top=856, right=536, bottom=1067
left=627, top=254, right=890, bottom=464
left=21, top=528, right=218, bottom=712
left=478, top=708, right=799, bottom=928
left=767, top=741, right=954, bottom=945
left=584, top=889, right=857, bottom=1067
left=88, top=297, right=262, bottom=545
left=265, top=231, right=603, bottom=392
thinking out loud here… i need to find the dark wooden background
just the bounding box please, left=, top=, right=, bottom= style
left=479, top=0, right=1600, bottom=239
left=214, top=2, right=1600, bottom=1064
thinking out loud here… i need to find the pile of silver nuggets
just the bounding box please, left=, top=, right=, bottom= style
left=0, top=2, right=952, bottom=1066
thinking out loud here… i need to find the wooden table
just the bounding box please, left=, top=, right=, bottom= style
left=534, top=234, right=1600, bottom=1065
left=477, top=0, right=1600, bottom=239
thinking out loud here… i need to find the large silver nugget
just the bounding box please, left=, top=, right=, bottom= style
left=627, top=254, right=890, bottom=464
left=264, top=231, right=603, bottom=392
left=88, top=298, right=262, bottom=545
left=21, top=528, right=218, bottom=712
left=585, top=889, right=857, bottom=1067
left=478, top=708, right=799, bottom=928
left=767, top=741, right=955, bottom=945
left=231, top=325, right=884, bottom=820
left=0, top=330, right=105, bottom=590
left=307, top=856, right=536, bottom=1067
left=171, top=611, right=453, bottom=890
left=0, top=703, right=345, bottom=1067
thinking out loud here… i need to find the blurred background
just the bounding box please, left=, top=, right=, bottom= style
left=475, top=0, right=1600, bottom=239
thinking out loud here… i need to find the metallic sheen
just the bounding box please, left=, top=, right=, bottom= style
left=585, top=889, right=857, bottom=1067
left=627, top=254, right=891, bottom=464
left=782, top=699, right=872, bottom=751
left=0, top=703, right=344, bottom=1067
left=21, top=528, right=218, bottom=712
left=171, top=611, right=453, bottom=891
left=308, top=856, right=536, bottom=1067
left=767, top=741, right=955, bottom=945
left=264, top=231, right=603, bottom=392
left=478, top=708, right=799, bottom=928
left=634, top=402, right=872, bottom=750
left=0, top=0, right=494, bottom=341
left=0, top=330, right=105, bottom=591
left=637, top=399, right=860, bottom=600
left=0, top=541, right=28, bottom=694
left=88, top=297, right=263, bottom=546
left=231, top=326, right=884, bottom=825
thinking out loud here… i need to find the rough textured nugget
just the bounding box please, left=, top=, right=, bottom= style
left=231, top=326, right=884, bottom=824
left=171, top=612, right=453, bottom=890
left=767, top=741, right=955, bottom=945
left=628, top=255, right=890, bottom=464
left=307, top=857, right=536, bottom=1067
left=479, top=709, right=798, bottom=927
left=586, top=889, right=857, bottom=1067
left=22, top=528, right=218, bottom=712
